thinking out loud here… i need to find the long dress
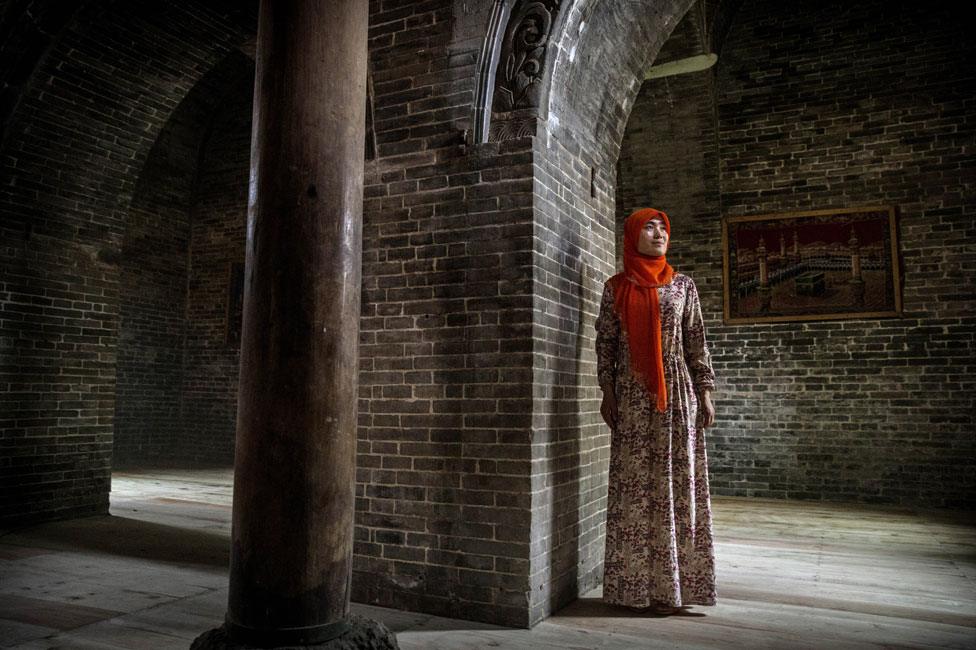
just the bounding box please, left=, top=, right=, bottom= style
left=595, top=272, right=717, bottom=608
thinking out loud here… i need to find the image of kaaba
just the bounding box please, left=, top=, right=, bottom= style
left=725, top=208, right=902, bottom=323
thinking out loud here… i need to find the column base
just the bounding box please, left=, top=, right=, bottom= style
left=191, top=615, right=399, bottom=650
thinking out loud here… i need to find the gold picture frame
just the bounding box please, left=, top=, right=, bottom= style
left=722, top=206, right=903, bottom=324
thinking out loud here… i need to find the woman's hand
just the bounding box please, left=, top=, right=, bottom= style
left=600, top=387, right=618, bottom=430
left=700, top=389, right=715, bottom=429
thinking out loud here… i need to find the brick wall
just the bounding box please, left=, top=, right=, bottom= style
left=0, top=1, right=250, bottom=524
left=351, top=0, right=540, bottom=627
left=618, top=0, right=976, bottom=506
left=180, top=55, right=253, bottom=464
left=113, top=60, right=235, bottom=466
left=116, top=52, right=251, bottom=467
left=356, top=138, right=537, bottom=626
left=529, top=132, right=613, bottom=624
left=0, top=0, right=79, bottom=144
left=617, top=70, right=721, bottom=268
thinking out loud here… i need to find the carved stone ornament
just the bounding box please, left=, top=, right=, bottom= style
left=488, top=108, right=539, bottom=142
left=492, top=0, right=561, bottom=114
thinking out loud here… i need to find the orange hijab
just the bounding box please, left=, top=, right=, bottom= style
left=610, top=208, right=674, bottom=413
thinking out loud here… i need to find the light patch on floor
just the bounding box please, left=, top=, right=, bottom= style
left=0, top=468, right=973, bottom=649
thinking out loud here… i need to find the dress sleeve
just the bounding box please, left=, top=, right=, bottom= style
left=682, top=277, right=715, bottom=393
left=595, top=281, right=619, bottom=389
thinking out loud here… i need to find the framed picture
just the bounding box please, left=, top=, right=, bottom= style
left=722, top=206, right=902, bottom=324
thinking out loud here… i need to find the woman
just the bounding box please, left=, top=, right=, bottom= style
left=596, top=207, right=717, bottom=615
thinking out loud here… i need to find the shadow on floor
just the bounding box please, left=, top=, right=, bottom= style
left=556, top=597, right=709, bottom=619
left=0, top=514, right=229, bottom=568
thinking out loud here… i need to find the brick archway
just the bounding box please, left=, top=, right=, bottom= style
left=0, top=0, right=255, bottom=524
left=515, top=0, right=696, bottom=623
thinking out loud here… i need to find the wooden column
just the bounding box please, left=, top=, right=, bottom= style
left=225, top=0, right=367, bottom=645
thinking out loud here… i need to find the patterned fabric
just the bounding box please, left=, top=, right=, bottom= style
left=596, top=272, right=717, bottom=608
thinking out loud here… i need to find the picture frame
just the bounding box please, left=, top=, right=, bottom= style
left=722, top=206, right=903, bottom=324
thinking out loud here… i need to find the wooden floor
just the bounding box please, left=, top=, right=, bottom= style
left=1, top=469, right=973, bottom=649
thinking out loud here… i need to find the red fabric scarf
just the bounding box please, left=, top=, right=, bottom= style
left=610, top=208, right=674, bottom=413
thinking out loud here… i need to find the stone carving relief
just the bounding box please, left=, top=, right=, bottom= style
left=493, top=0, right=560, bottom=112
left=488, top=0, right=562, bottom=142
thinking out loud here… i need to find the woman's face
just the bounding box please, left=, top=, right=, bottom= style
left=637, top=218, right=669, bottom=256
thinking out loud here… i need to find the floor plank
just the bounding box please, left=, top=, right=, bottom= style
left=1, top=469, right=973, bottom=649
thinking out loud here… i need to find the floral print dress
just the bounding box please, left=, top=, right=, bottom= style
left=596, top=272, right=717, bottom=608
